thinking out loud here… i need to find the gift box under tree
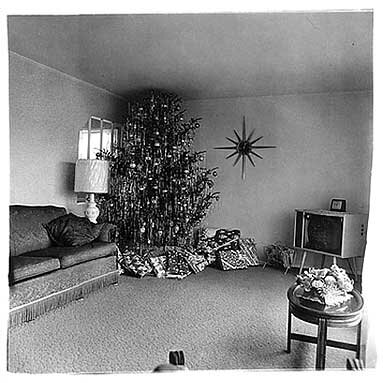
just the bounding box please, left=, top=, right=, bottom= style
left=216, top=249, right=248, bottom=271
left=239, top=238, right=260, bottom=266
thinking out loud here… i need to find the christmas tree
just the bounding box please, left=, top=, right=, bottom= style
left=97, top=91, right=219, bottom=254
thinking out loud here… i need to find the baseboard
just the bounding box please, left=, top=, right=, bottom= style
left=8, top=271, right=119, bottom=328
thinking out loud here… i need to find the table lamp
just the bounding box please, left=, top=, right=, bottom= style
left=74, top=159, right=109, bottom=223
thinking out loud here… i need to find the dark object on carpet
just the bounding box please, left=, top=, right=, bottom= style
left=169, top=350, right=185, bottom=366
left=153, top=350, right=187, bottom=372
left=153, top=364, right=186, bottom=372
left=346, top=358, right=364, bottom=370
left=9, top=205, right=119, bottom=327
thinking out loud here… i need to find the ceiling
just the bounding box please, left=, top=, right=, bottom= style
left=8, top=12, right=373, bottom=100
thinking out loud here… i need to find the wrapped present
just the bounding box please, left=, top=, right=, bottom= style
left=120, top=250, right=153, bottom=278
left=194, top=228, right=241, bottom=266
left=194, top=245, right=216, bottom=266
left=148, top=255, right=167, bottom=278
left=182, top=248, right=208, bottom=273
left=164, top=246, right=191, bottom=277
left=195, top=235, right=217, bottom=265
left=204, top=249, right=217, bottom=265
left=239, top=238, right=261, bottom=267
left=214, top=229, right=241, bottom=251
left=216, top=249, right=248, bottom=271
left=145, top=247, right=167, bottom=278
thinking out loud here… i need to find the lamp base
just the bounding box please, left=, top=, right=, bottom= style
left=84, top=193, right=99, bottom=223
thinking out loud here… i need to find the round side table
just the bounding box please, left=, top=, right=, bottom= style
left=286, top=283, right=364, bottom=370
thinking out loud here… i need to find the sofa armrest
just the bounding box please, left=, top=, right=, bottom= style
left=97, top=223, right=118, bottom=243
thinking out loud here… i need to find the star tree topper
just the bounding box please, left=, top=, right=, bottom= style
left=214, top=116, right=276, bottom=180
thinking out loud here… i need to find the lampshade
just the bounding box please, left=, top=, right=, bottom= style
left=74, top=159, right=109, bottom=194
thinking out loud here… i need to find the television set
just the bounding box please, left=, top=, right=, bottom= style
left=293, top=209, right=368, bottom=259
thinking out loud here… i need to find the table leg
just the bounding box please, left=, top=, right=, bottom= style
left=356, top=321, right=362, bottom=359
left=352, top=258, right=358, bottom=283
left=316, top=318, right=327, bottom=370
left=332, top=257, right=337, bottom=265
left=286, top=306, right=292, bottom=353
left=299, top=251, right=307, bottom=274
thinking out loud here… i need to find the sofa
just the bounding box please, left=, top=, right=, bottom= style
left=9, top=205, right=120, bottom=327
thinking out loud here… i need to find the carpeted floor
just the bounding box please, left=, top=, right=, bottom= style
left=7, top=266, right=358, bottom=373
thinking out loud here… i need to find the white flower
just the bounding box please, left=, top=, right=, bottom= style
left=324, top=275, right=337, bottom=286
left=312, top=279, right=325, bottom=289
left=342, top=280, right=354, bottom=292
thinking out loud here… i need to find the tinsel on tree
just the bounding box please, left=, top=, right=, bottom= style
left=97, top=91, right=219, bottom=252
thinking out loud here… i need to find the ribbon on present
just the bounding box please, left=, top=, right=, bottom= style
left=216, top=249, right=248, bottom=271
left=214, top=229, right=241, bottom=251
left=239, top=238, right=260, bottom=267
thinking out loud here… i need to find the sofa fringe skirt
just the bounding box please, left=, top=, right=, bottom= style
left=8, top=271, right=119, bottom=327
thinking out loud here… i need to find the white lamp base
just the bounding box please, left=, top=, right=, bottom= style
left=84, top=193, right=99, bottom=223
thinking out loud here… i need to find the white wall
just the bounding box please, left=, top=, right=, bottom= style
left=186, top=91, right=373, bottom=271
left=9, top=52, right=128, bottom=214
left=9, top=52, right=373, bottom=272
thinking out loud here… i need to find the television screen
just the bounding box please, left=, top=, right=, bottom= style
left=304, top=214, right=343, bottom=255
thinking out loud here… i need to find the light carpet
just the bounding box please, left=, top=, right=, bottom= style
left=7, top=266, right=358, bottom=373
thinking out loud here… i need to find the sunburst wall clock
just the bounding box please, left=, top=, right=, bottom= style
left=214, top=116, right=276, bottom=180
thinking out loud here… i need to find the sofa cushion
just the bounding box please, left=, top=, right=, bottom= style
left=44, top=213, right=102, bottom=247
left=59, top=242, right=117, bottom=268
left=10, top=256, right=61, bottom=284
left=18, top=242, right=117, bottom=269
left=10, top=205, right=67, bottom=257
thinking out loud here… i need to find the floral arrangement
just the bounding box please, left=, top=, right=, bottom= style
left=296, top=264, right=354, bottom=306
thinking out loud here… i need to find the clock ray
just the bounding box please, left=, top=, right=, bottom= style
left=247, top=129, right=256, bottom=142
left=234, top=130, right=241, bottom=142
left=233, top=153, right=242, bottom=167
left=214, top=116, right=276, bottom=180
left=214, top=145, right=237, bottom=150
left=226, top=137, right=238, bottom=145
left=242, top=155, right=246, bottom=179
left=226, top=151, right=238, bottom=160
left=250, top=150, right=263, bottom=160
left=250, top=136, right=263, bottom=145
left=246, top=153, right=256, bottom=167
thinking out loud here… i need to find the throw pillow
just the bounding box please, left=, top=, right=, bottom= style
left=44, top=213, right=102, bottom=246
